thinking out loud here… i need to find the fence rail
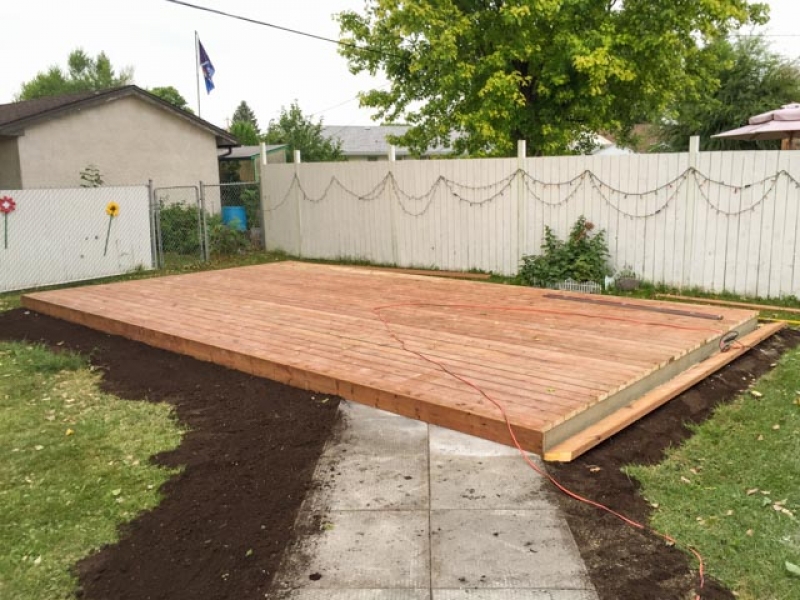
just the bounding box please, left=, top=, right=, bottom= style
left=261, top=151, right=800, bottom=298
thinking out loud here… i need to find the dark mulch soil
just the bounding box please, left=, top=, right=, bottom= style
left=0, top=308, right=341, bottom=600
left=4, top=305, right=798, bottom=600
left=547, top=328, right=800, bottom=600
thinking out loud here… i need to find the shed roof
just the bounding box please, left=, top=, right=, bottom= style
left=0, top=86, right=238, bottom=147
left=218, top=144, right=287, bottom=160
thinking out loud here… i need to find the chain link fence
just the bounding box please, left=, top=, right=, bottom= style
left=0, top=181, right=263, bottom=293
left=0, top=186, right=153, bottom=293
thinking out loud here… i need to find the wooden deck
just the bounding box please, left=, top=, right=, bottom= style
left=23, top=262, right=771, bottom=460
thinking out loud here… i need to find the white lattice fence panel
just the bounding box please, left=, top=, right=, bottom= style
left=0, top=186, right=153, bottom=293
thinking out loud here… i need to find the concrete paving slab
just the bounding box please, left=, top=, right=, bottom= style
left=273, top=403, right=597, bottom=600
left=275, top=510, right=430, bottom=591
left=429, top=426, right=521, bottom=457
left=304, top=454, right=429, bottom=510
left=431, top=456, right=553, bottom=510
left=430, top=510, right=593, bottom=590
left=276, top=590, right=431, bottom=600
left=328, top=401, right=429, bottom=456
left=434, top=591, right=599, bottom=599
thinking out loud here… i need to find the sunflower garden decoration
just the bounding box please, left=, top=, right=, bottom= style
left=0, top=195, right=15, bottom=249
left=104, top=201, right=120, bottom=256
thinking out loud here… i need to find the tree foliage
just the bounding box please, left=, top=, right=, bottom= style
left=263, top=103, right=343, bottom=162
left=338, top=0, right=768, bottom=156
left=18, top=49, right=133, bottom=101
left=229, top=120, right=260, bottom=145
left=658, top=35, right=800, bottom=151
left=149, top=86, right=193, bottom=113
left=231, top=101, right=260, bottom=133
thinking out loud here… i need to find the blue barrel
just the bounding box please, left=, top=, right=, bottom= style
left=221, top=206, right=247, bottom=231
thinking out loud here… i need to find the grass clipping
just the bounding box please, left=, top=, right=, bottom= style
left=626, top=345, right=800, bottom=600
left=0, top=342, right=183, bottom=599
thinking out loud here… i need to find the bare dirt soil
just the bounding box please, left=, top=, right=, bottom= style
left=3, top=307, right=796, bottom=600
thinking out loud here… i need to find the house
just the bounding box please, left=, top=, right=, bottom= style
left=0, top=85, right=238, bottom=190
left=321, top=125, right=454, bottom=161
left=218, top=144, right=288, bottom=182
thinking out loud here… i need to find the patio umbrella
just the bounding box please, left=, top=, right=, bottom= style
left=711, top=103, right=800, bottom=143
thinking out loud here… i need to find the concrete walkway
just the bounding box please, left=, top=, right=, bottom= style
left=274, top=401, right=598, bottom=600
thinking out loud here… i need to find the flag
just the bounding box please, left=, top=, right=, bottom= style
left=198, top=39, right=215, bottom=93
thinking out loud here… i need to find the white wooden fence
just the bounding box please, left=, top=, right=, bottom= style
left=261, top=149, right=800, bottom=298
left=0, top=186, right=154, bottom=293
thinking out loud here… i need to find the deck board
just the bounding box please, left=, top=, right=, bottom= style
left=22, top=262, right=765, bottom=458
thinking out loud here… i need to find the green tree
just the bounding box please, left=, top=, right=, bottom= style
left=338, top=1, right=768, bottom=157
left=18, top=49, right=133, bottom=100
left=229, top=120, right=260, bottom=145
left=658, top=35, right=800, bottom=151
left=232, top=101, right=260, bottom=133
left=149, top=86, right=193, bottom=113
left=263, top=103, right=343, bottom=162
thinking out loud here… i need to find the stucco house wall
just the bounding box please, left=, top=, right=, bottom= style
left=14, top=96, right=220, bottom=191
left=0, top=136, right=22, bottom=189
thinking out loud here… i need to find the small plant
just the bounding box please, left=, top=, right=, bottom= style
left=615, top=265, right=641, bottom=291
left=79, top=164, right=103, bottom=187
left=519, top=216, right=611, bottom=287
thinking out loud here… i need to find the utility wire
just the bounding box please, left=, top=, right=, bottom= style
left=163, top=0, right=402, bottom=59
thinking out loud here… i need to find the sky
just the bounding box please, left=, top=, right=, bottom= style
left=2, top=0, right=800, bottom=132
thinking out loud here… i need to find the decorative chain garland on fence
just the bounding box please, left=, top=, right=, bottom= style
left=263, top=167, right=800, bottom=219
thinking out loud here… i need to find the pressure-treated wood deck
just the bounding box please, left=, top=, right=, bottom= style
left=23, top=262, right=771, bottom=459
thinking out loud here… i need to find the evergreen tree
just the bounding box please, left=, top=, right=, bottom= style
left=231, top=101, right=260, bottom=133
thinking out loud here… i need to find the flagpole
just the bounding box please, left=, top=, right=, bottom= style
left=194, top=30, right=202, bottom=117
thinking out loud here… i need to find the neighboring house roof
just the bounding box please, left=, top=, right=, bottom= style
left=218, top=144, right=288, bottom=160
left=0, top=85, right=238, bottom=147
left=321, top=125, right=454, bottom=158
left=591, top=134, right=634, bottom=156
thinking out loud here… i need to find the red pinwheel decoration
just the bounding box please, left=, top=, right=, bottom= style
left=0, top=196, right=15, bottom=249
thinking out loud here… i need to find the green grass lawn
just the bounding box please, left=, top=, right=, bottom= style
left=626, top=344, right=800, bottom=600
left=0, top=342, right=183, bottom=599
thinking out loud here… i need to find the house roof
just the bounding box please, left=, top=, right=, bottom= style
left=218, top=144, right=288, bottom=160
left=321, top=125, right=454, bottom=158
left=0, top=86, right=239, bottom=147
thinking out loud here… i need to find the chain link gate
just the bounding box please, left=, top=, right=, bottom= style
left=152, top=185, right=206, bottom=269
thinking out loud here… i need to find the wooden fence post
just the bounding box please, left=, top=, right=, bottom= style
left=516, top=140, right=527, bottom=273
left=294, top=151, right=303, bottom=257
left=682, top=136, right=700, bottom=288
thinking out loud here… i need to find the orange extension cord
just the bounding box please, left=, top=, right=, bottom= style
left=373, top=302, right=718, bottom=600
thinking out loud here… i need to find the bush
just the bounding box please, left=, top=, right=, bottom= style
left=240, top=188, right=261, bottom=231
left=519, top=216, right=611, bottom=287
left=207, top=214, right=250, bottom=256
left=159, top=203, right=201, bottom=255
